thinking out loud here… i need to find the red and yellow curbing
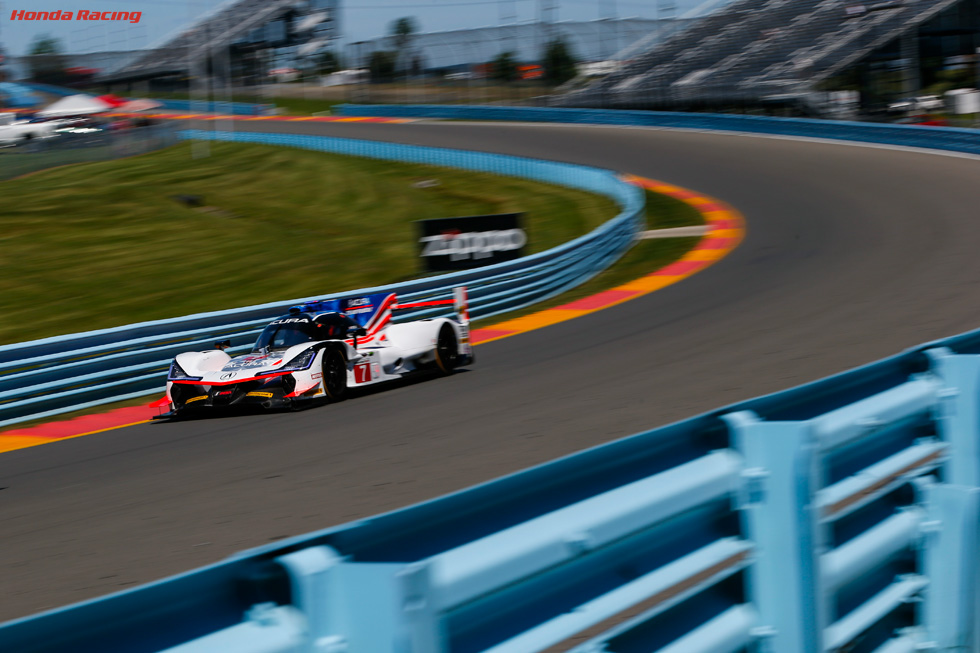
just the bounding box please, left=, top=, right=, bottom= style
left=0, top=406, right=169, bottom=453
left=0, top=175, right=745, bottom=453
left=468, top=174, right=745, bottom=345
left=110, top=112, right=416, bottom=124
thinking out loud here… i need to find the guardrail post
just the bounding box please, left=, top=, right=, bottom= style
left=925, top=348, right=980, bottom=486
left=723, top=411, right=822, bottom=653
left=919, top=479, right=980, bottom=651
left=396, top=563, right=441, bottom=653
left=922, top=347, right=980, bottom=652
left=275, top=546, right=345, bottom=652
left=275, top=550, right=442, bottom=653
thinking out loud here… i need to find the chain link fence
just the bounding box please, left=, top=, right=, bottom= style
left=0, top=121, right=180, bottom=182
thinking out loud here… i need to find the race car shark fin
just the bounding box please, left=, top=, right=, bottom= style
left=454, top=286, right=470, bottom=326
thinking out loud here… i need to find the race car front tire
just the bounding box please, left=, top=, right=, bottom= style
left=321, top=346, right=347, bottom=401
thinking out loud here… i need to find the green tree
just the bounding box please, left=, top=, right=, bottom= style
left=542, top=38, right=577, bottom=86
left=27, top=34, right=67, bottom=84
left=929, top=67, right=973, bottom=95
left=29, top=34, right=61, bottom=55
left=389, top=17, right=418, bottom=73
left=491, top=51, right=519, bottom=82
left=368, top=50, right=397, bottom=82
left=317, top=50, right=342, bottom=76
left=390, top=17, right=418, bottom=52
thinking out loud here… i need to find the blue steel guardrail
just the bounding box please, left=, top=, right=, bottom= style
left=155, top=98, right=274, bottom=115
left=11, top=109, right=980, bottom=652
left=8, top=328, right=980, bottom=652
left=0, top=122, right=181, bottom=182
left=0, top=130, right=643, bottom=427
left=337, top=104, right=980, bottom=156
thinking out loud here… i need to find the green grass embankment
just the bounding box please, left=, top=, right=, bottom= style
left=1, top=141, right=619, bottom=345
left=472, top=189, right=705, bottom=323
left=0, top=148, right=709, bottom=428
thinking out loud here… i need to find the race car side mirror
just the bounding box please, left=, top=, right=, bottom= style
left=214, top=339, right=231, bottom=350
left=347, top=326, right=366, bottom=347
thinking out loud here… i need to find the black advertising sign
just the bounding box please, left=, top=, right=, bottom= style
left=416, top=213, right=527, bottom=272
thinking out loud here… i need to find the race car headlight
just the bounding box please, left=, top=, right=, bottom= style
left=168, top=361, right=202, bottom=382
left=279, top=349, right=316, bottom=372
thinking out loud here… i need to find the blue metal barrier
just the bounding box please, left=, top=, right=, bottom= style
left=0, top=82, right=43, bottom=108
left=337, top=104, right=980, bottom=157
left=9, top=108, right=980, bottom=652
left=14, top=82, right=83, bottom=98
left=155, top=99, right=274, bottom=116
left=0, top=131, right=643, bottom=427
left=5, top=329, right=980, bottom=652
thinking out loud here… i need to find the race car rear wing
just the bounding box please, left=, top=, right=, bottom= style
left=393, top=286, right=469, bottom=326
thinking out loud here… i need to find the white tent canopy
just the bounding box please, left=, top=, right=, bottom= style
left=37, top=94, right=112, bottom=117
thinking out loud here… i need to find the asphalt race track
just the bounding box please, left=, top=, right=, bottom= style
left=4, top=121, right=980, bottom=622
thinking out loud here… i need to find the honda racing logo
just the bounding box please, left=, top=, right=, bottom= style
left=9, top=9, right=143, bottom=22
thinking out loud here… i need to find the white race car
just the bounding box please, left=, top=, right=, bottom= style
left=160, top=287, right=473, bottom=417
left=0, top=112, right=64, bottom=146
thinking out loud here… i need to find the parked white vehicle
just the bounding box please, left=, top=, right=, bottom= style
left=161, top=288, right=474, bottom=417
left=887, top=95, right=944, bottom=113
left=0, top=113, right=63, bottom=145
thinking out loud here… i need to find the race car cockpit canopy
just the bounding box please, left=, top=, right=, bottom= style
left=252, top=313, right=359, bottom=352
left=289, top=292, right=395, bottom=329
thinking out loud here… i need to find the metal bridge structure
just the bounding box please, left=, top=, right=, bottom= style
left=102, top=0, right=339, bottom=85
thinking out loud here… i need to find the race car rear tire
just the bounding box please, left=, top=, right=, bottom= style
left=322, top=347, right=347, bottom=401
left=434, top=324, right=459, bottom=375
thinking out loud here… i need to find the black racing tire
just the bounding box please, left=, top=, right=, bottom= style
left=434, top=324, right=459, bottom=375
left=321, top=346, right=347, bottom=401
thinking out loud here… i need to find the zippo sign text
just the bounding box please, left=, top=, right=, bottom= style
left=416, top=213, right=527, bottom=272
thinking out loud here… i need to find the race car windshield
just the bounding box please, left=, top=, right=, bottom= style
left=252, top=320, right=318, bottom=352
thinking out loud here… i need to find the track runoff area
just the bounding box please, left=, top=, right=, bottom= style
left=0, top=175, right=744, bottom=453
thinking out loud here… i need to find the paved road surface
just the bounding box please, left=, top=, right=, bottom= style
left=3, top=122, right=980, bottom=620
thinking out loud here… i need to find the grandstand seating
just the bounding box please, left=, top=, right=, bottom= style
left=557, top=0, right=964, bottom=109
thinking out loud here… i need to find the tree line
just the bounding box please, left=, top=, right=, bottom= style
left=19, top=16, right=580, bottom=88
left=364, top=16, right=579, bottom=85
